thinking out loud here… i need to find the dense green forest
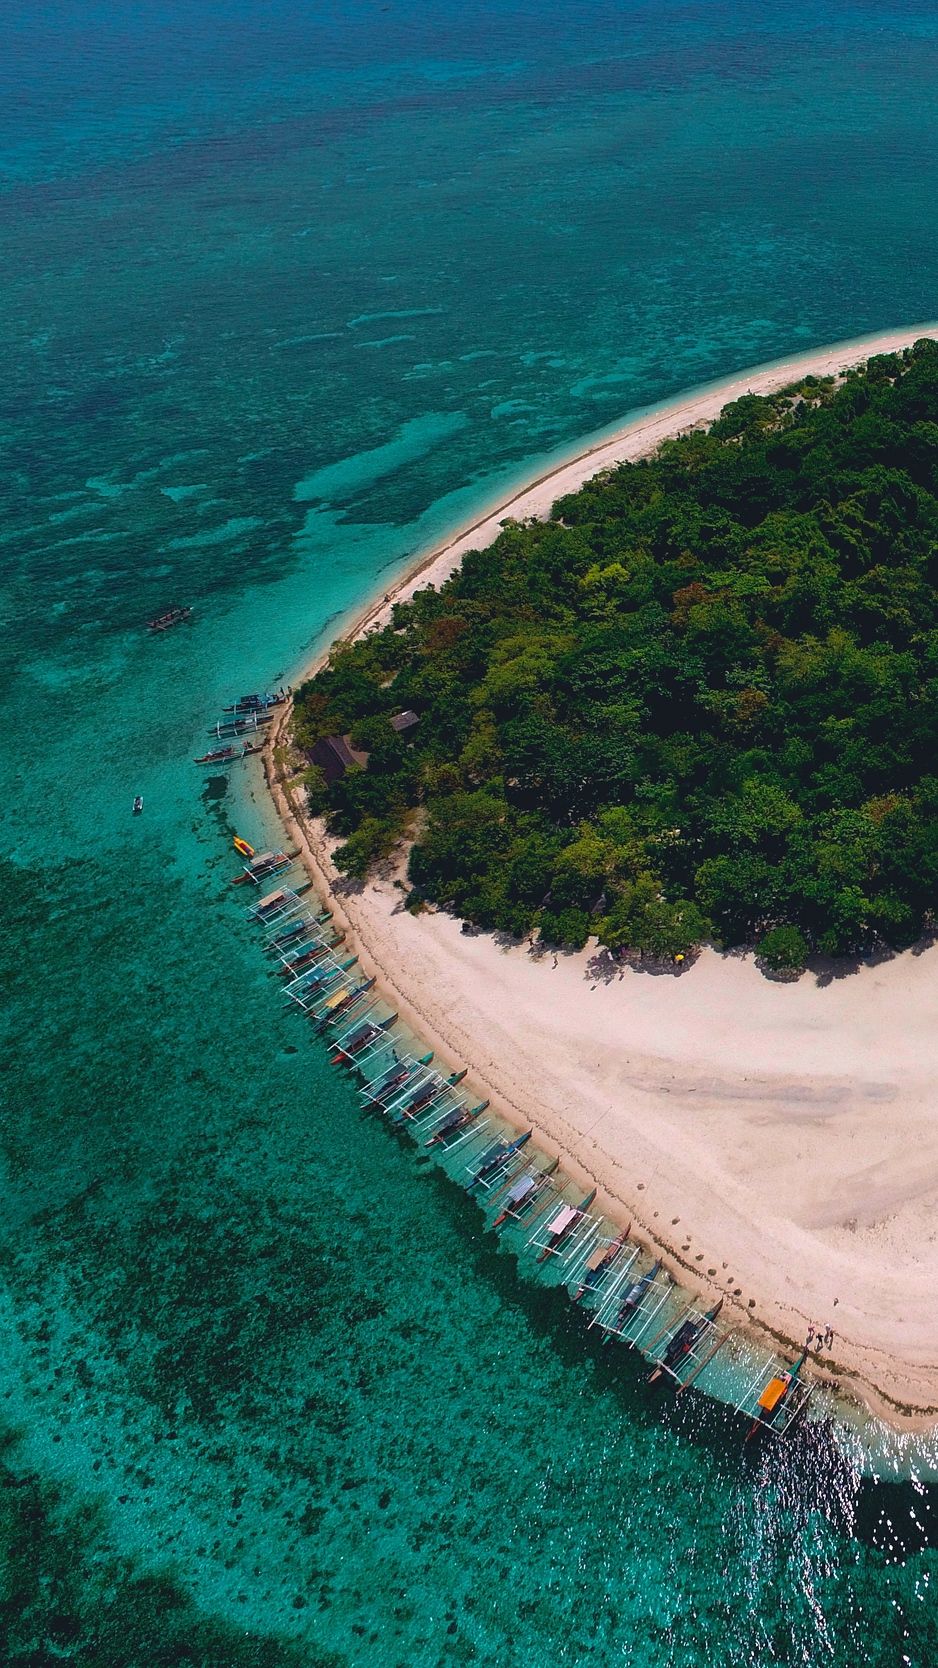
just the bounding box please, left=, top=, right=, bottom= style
left=294, top=339, right=938, bottom=971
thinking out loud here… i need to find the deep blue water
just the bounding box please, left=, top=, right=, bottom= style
left=1, top=3, right=937, bottom=1662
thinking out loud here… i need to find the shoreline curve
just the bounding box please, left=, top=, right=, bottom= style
left=264, top=324, right=938, bottom=1437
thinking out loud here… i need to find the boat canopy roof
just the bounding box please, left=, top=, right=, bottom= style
left=506, top=1175, right=535, bottom=1204
left=548, top=1205, right=577, bottom=1236
left=257, top=889, right=286, bottom=909
left=758, top=1374, right=791, bottom=1413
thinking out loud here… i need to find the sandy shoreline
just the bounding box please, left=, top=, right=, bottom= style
left=265, top=325, right=938, bottom=1432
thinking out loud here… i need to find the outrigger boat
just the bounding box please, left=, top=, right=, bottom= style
left=330, top=1013, right=398, bottom=1067
left=232, top=850, right=293, bottom=885
left=251, top=887, right=290, bottom=920
left=536, top=1188, right=597, bottom=1263
left=278, top=938, right=342, bottom=976
left=289, top=955, right=358, bottom=995
left=744, top=1348, right=808, bottom=1443
left=573, top=1225, right=631, bottom=1301
left=648, top=1298, right=724, bottom=1385
left=360, top=1052, right=430, bottom=1107
left=492, top=1157, right=560, bottom=1228
left=425, top=1101, right=489, bottom=1147
left=209, top=714, right=273, bottom=738
left=468, top=1130, right=532, bottom=1188
left=147, top=604, right=191, bottom=632
left=264, top=910, right=332, bottom=952
left=193, top=743, right=262, bottom=765
left=265, top=919, right=310, bottom=950
left=355, top=1046, right=400, bottom=1092
left=602, top=1259, right=661, bottom=1339
left=392, top=1069, right=469, bottom=1126
left=252, top=888, right=287, bottom=918
left=313, top=978, right=376, bottom=1028
left=391, top=1075, right=450, bottom=1123
left=222, top=691, right=286, bottom=714
left=277, top=928, right=342, bottom=963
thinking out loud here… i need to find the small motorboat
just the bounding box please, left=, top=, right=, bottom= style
left=132, top=796, right=144, bottom=815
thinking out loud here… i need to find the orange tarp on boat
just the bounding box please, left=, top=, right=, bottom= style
left=758, top=1374, right=791, bottom=1413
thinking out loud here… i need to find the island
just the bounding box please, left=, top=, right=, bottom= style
left=268, top=328, right=938, bottom=1429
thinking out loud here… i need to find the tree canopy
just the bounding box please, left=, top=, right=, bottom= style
left=294, top=340, right=938, bottom=962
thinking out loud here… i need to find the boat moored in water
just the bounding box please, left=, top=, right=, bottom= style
left=468, top=1129, right=532, bottom=1188
left=391, top=1075, right=448, bottom=1122
left=231, top=849, right=294, bottom=885
left=602, top=1258, right=661, bottom=1339
left=330, top=1012, right=398, bottom=1067
left=361, top=1052, right=433, bottom=1108
left=425, top=1100, right=488, bottom=1147
left=648, top=1298, right=725, bottom=1385
left=743, top=1348, right=809, bottom=1443
left=147, top=604, right=192, bottom=632
left=250, top=887, right=292, bottom=920
left=278, top=936, right=344, bottom=975
left=573, top=1225, right=631, bottom=1301
left=208, top=713, right=274, bottom=739
left=313, top=977, right=377, bottom=1029
left=222, top=690, right=286, bottom=714
left=132, top=795, right=143, bottom=815
left=536, top=1188, right=597, bottom=1263
left=193, top=743, right=261, bottom=765
left=492, top=1157, right=560, bottom=1228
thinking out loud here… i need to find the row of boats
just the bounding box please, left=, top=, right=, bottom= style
left=194, top=690, right=288, bottom=765
left=238, top=839, right=814, bottom=1443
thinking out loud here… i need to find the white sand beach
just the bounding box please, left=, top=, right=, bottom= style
left=268, top=325, right=938, bottom=1428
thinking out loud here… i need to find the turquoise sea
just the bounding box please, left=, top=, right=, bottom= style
left=2, top=2, right=938, bottom=1661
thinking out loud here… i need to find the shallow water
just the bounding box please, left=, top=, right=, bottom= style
left=2, top=2, right=938, bottom=1661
